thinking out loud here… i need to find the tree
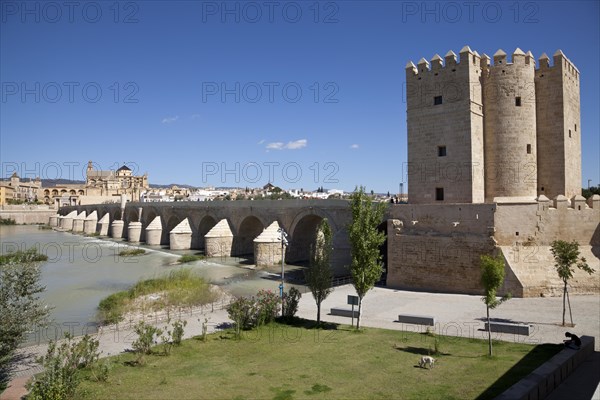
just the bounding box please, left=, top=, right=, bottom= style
left=480, top=254, right=511, bottom=356
left=582, top=185, right=599, bottom=199
left=305, top=219, right=334, bottom=326
left=550, top=240, right=594, bottom=326
left=0, top=249, right=51, bottom=387
left=348, top=186, right=386, bottom=329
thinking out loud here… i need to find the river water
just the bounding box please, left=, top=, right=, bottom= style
left=0, top=225, right=302, bottom=344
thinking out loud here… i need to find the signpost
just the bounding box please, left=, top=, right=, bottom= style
left=348, top=295, right=359, bottom=328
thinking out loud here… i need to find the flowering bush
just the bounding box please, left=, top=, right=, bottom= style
left=226, top=289, right=281, bottom=337
left=255, top=289, right=280, bottom=326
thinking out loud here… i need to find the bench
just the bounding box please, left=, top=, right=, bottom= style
left=330, top=307, right=360, bottom=318
left=397, top=314, right=436, bottom=326
left=484, top=321, right=531, bottom=336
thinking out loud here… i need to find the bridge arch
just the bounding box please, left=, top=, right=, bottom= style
left=288, top=215, right=323, bottom=264
left=194, top=215, right=217, bottom=250
left=163, top=215, right=182, bottom=246
left=232, top=215, right=264, bottom=257
left=127, top=209, right=139, bottom=223
left=110, top=209, right=120, bottom=222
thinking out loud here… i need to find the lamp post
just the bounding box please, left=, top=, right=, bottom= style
left=588, top=179, right=592, bottom=190
left=277, top=228, right=289, bottom=303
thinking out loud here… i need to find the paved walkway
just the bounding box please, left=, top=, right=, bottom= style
left=295, top=285, right=600, bottom=350
left=2, top=285, right=599, bottom=399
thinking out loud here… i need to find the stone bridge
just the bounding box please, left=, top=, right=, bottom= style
left=54, top=199, right=355, bottom=267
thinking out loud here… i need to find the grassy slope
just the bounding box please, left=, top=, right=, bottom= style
left=78, top=322, right=560, bottom=400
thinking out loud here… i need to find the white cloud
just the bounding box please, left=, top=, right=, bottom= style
left=286, top=139, right=307, bottom=149
left=266, top=142, right=284, bottom=150
left=161, top=115, right=179, bottom=124
left=257, top=139, right=265, bottom=145
left=350, top=144, right=359, bottom=149
left=265, top=139, right=307, bottom=150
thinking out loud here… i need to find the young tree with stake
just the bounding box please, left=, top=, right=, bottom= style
left=305, top=219, right=333, bottom=326
left=480, top=254, right=511, bottom=356
left=348, top=186, right=386, bottom=329
left=550, top=240, right=594, bottom=326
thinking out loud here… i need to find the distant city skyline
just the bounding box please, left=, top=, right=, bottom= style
left=1, top=1, right=598, bottom=193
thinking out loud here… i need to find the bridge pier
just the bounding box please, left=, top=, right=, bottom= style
left=72, top=211, right=86, bottom=232
left=145, top=216, right=162, bottom=246
left=111, top=220, right=124, bottom=239
left=60, top=211, right=77, bottom=230
left=83, top=211, right=98, bottom=234
left=254, top=221, right=284, bottom=267
left=170, top=218, right=193, bottom=250
left=97, top=213, right=110, bottom=236
left=205, top=219, right=233, bottom=257
left=128, top=222, right=143, bottom=243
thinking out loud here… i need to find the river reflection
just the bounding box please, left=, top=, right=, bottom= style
left=0, top=225, right=304, bottom=343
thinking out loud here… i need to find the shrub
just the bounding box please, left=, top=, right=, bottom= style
left=255, top=290, right=280, bottom=326
left=282, top=287, right=301, bottom=319
left=131, top=321, right=162, bottom=364
left=28, top=334, right=101, bottom=400
left=226, top=297, right=256, bottom=337
left=172, top=320, right=187, bottom=346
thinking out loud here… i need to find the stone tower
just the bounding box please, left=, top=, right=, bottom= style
left=535, top=51, right=582, bottom=200
left=405, top=46, right=581, bottom=204
left=405, top=46, right=485, bottom=204
left=482, top=48, right=538, bottom=201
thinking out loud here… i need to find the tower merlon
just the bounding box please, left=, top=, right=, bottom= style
left=480, top=53, right=491, bottom=69
left=445, top=50, right=457, bottom=66
left=430, top=54, right=443, bottom=70
left=493, top=49, right=507, bottom=65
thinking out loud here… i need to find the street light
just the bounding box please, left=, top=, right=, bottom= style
left=277, top=228, right=289, bottom=303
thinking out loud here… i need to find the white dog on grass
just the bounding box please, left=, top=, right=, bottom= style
left=418, top=356, right=436, bottom=369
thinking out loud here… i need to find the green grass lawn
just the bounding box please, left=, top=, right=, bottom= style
left=77, top=321, right=560, bottom=400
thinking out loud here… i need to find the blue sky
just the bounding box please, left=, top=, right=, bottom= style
left=1, top=1, right=598, bottom=193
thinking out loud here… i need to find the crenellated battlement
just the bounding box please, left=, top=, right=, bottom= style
left=406, top=45, right=481, bottom=77
left=536, top=50, right=580, bottom=81
left=479, top=48, right=536, bottom=71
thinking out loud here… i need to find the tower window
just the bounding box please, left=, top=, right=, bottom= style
left=434, top=96, right=442, bottom=105
left=575, top=124, right=577, bottom=132
left=435, top=188, right=444, bottom=201
left=569, top=130, right=572, bottom=138
left=526, top=144, right=531, bottom=154
left=515, top=97, right=522, bottom=106
left=438, top=146, right=447, bottom=157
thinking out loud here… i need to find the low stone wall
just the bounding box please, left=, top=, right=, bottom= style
left=496, top=336, right=595, bottom=400
left=0, top=210, right=56, bottom=225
